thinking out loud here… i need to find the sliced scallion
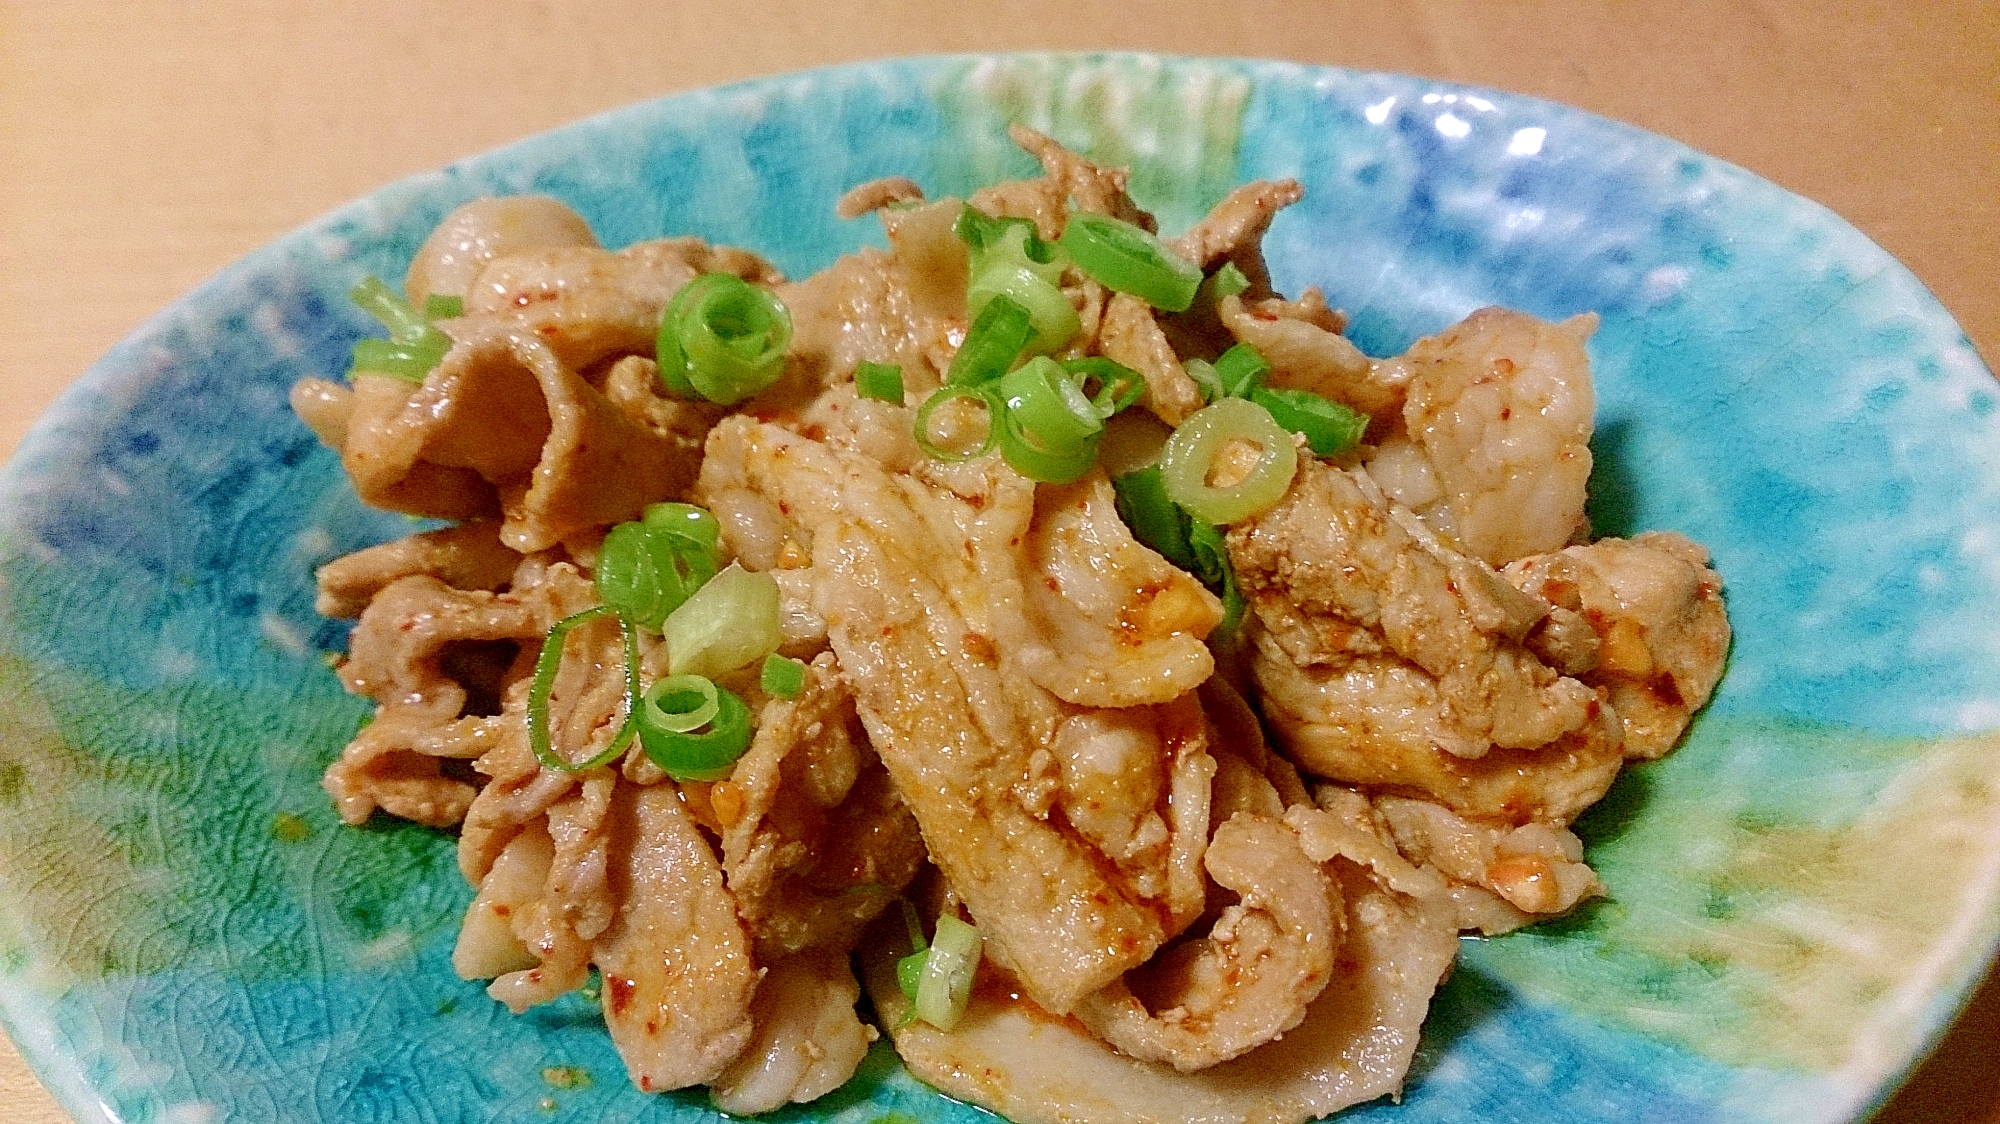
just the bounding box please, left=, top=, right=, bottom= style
left=1213, top=343, right=1271, bottom=399
left=1204, top=262, right=1251, bottom=302
left=596, top=514, right=721, bottom=631
left=1182, top=357, right=1224, bottom=404
left=946, top=294, right=1034, bottom=386
left=911, top=914, right=982, bottom=1031
left=636, top=674, right=751, bottom=781
left=997, top=357, right=1103, bottom=484
left=348, top=339, right=447, bottom=381
left=1187, top=521, right=1246, bottom=633
left=1112, top=466, right=1197, bottom=571
left=1251, top=387, right=1368, bottom=457
left=1159, top=396, right=1299, bottom=524
left=641, top=674, right=722, bottom=734
left=760, top=653, right=806, bottom=699
left=642, top=501, right=722, bottom=550
left=1061, top=357, right=1146, bottom=419
left=528, top=606, right=640, bottom=772
left=663, top=563, right=783, bottom=680
left=968, top=261, right=1080, bottom=355
left=656, top=273, right=793, bottom=405
left=1058, top=212, right=1202, bottom=313
left=855, top=361, right=906, bottom=404
left=959, top=211, right=1077, bottom=355
left=915, top=385, right=1001, bottom=462
left=347, top=277, right=455, bottom=384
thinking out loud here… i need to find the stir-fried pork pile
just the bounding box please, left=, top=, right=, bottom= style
left=294, top=127, right=1729, bottom=1123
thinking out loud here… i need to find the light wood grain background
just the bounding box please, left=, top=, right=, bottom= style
left=1, top=3, right=1994, bottom=1122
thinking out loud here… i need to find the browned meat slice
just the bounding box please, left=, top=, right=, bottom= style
left=463, top=236, right=780, bottom=374
left=780, top=247, right=952, bottom=396
left=1504, top=531, right=1731, bottom=758
left=1372, top=795, right=1603, bottom=932
left=720, top=655, right=926, bottom=960
left=1366, top=307, right=1599, bottom=566
left=485, top=772, right=618, bottom=1012
left=314, top=521, right=521, bottom=618
left=1073, top=813, right=1341, bottom=1072
left=1170, top=179, right=1304, bottom=298
left=1219, top=293, right=1399, bottom=420
left=321, top=571, right=550, bottom=827
left=1234, top=460, right=1604, bottom=753
left=594, top=781, right=759, bottom=1092
left=835, top=175, right=924, bottom=219
left=1231, top=459, right=1629, bottom=825
left=699, top=417, right=1215, bottom=1013
left=861, top=810, right=1457, bottom=1124
left=1009, top=123, right=1154, bottom=229
left=330, top=326, right=707, bottom=549
left=1101, top=293, right=1206, bottom=426
left=709, top=950, right=875, bottom=1114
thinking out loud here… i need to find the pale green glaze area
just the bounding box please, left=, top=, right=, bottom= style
left=0, top=652, right=460, bottom=987
left=1470, top=716, right=2000, bottom=1073
left=932, top=54, right=1251, bottom=232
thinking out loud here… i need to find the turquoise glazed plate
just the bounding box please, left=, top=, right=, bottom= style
left=1, top=53, right=1995, bottom=1124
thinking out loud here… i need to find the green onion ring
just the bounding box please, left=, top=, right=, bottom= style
left=350, top=277, right=435, bottom=343
left=657, top=273, right=793, bottom=405
left=1112, top=466, right=1197, bottom=571
left=1212, top=343, right=1271, bottom=399
left=596, top=517, right=720, bottom=631
left=997, top=357, right=1104, bottom=484
left=636, top=676, right=752, bottom=781
left=915, top=384, right=1001, bottom=462
left=528, top=606, right=640, bottom=772
left=1058, top=212, right=1203, bottom=313
left=912, top=914, right=983, bottom=1031
left=1187, top=521, right=1247, bottom=634
left=760, top=653, right=807, bottom=698
left=999, top=413, right=1101, bottom=484
left=641, top=674, right=722, bottom=734
left=1183, top=357, right=1223, bottom=404
left=1159, top=396, right=1299, bottom=524
left=1061, top=357, right=1147, bottom=418
left=347, top=277, right=455, bottom=383
left=1001, top=358, right=1102, bottom=445
left=947, top=293, right=1034, bottom=386
left=968, top=261, right=1080, bottom=355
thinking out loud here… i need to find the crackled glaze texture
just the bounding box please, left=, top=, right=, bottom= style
left=1, top=53, right=1995, bottom=1124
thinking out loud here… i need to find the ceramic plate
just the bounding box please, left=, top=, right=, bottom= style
left=1, top=53, right=1995, bottom=1124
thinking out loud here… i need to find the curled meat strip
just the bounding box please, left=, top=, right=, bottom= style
left=709, top=950, right=875, bottom=1114
left=594, top=780, right=759, bottom=1092
left=861, top=805, right=1458, bottom=1124
left=403, top=194, right=600, bottom=309
left=1367, top=307, right=1598, bottom=566
left=721, top=655, right=926, bottom=960
left=1074, top=813, right=1341, bottom=1072
left=1504, top=531, right=1731, bottom=759
left=1219, top=293, right=1399, bottom=421
left=1233, top=458, right=1626, bottom=825
left=1372, top=795, right=1602, bottom=933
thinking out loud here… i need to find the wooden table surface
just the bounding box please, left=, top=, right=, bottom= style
left=1, top=2, right=1994, bottom=1121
